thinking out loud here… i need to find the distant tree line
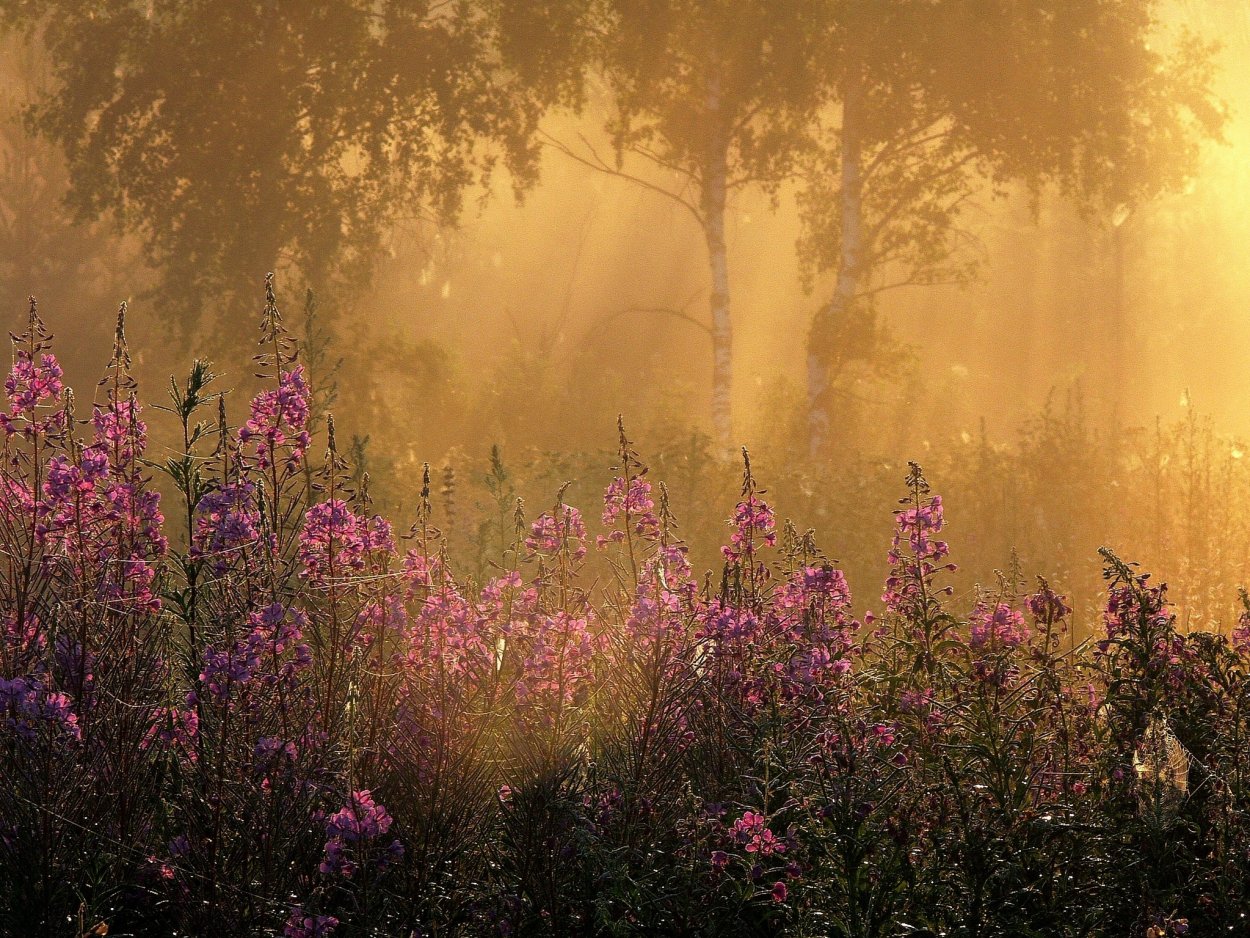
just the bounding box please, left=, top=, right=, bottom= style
left=0, top=0, right=1226, bottom=446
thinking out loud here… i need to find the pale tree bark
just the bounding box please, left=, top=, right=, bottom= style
left=703, top=155, right=733, bottom=448
left=1108, top=213, right=1129, bottom=422
left=702, top=73, right=734, bottom=448
left=807, top=65, right=864, bottom=455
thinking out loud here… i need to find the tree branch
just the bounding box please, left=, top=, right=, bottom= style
left=864, top=151, right=980, bottom=248
left=538, top=129, right=706, bottom=229
left=582, top=302, right=713, bottom=347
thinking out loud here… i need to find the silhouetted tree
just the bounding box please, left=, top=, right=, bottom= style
left=0, top=32, right=143, bottom=374
left=545, top=1, right=1221, bottom=451
left=0, top=0, right=585, bottom=346
left=545, top=0, right=835, bottom=445
left=799, top=2, right=1224, bottom=452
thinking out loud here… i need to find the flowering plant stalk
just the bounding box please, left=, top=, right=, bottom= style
left=0, top=280, right=1248, bottom=938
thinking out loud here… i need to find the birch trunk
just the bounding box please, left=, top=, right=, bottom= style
left=808, top=66, right=865, bottom=455
left=703, top=159, right=732, bottom=447
left=702, top=75, right=733, bottom=448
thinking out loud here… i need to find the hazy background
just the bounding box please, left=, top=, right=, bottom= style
left=2, top=0, right=1250, bottom=628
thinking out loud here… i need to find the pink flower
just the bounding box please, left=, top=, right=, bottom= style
left=722, top=495, right=777, bottom=564
left=320, top=790, right=402, bottom=878
left=771, top=881, right=788, bottom=903
left=601, top=477, right=659, bottom=540
left=284, top=908, right=338, bottom=938
left=1027, top=583, right=1071, bottom=624
left=193, top=480, right=261, bottom=562
left=145, top=855, right=176, bottom=881
left=513, top=612, right=599, bottom=720
left=2, top=348, right=65, bottom=435
left=872, top=724, right=897, bottom=746
left=526, top=506, right=588, bottom=561
left=298, top=500, right=391, bottom=587
left=969, top=602, right=1030, bottom=650
left=93, top=396, right=148, bottom=467
left=240, top=366, right=311, bottom=471
left=1234, top=598, right=1250, bottom=655
left=732, top=811, right=786, bottom=857
left=199, top=603, right=311, bottom=702
left=0, top=676, right=81, bottom=742
left=882, top=492, right=954, bottom=614
left=141, top=706, right=199, bottom=761
left=1101, top=580, right=1170, bottom=652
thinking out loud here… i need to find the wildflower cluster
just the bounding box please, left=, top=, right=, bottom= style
left=526, top=504, right=589, bottom=561
left=600, top=476, right=660, bottom=544
left=240, top=365, right=311, bottom=471
left=3, top=288, right=1250, bottom=937
left=320, top=790, right=403, bottom=879
left=199, top=603, right=311, bottom=701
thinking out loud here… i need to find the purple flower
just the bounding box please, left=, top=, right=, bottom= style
left=601, top=477, right=659, bottom=540
left=0, top=676, right=81, bottom=742
left=141, top=706, right=199, bottom=761
left=969, top=602, right=1029, bottom=650
left=193, top=480, right=261, bottom=563
left=200, top=603, right=311, bottom=702
left=526, top=506, right=588, bottom=561
left=722, top=495, right=777, bottom=564
left=320, top=790, right=402, bottom=878
left=1027, top=583, right=1071, bottom=624
left=298, top=499, right=391, bottom=586
left=284, top=907, right=338, bottom=938
left=2, top=349, right=65, bottom=435
left=732, top=811, right=785, bottom=856
left=240, top=366, right=311, bottom=471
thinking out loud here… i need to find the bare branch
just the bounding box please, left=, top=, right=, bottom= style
left=856, top=276, right=969, bottom=298
left=591, top=305, right=713, bottom=338
left=538, top=129, right=706, bottom=229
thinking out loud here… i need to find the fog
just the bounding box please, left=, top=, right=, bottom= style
left=367, top=2, right=1250, bottom=445
left=3, top=0, right=1250, bottom=626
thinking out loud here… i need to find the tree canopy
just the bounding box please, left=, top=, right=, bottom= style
left=538, top=0, right=1223, bottom=445
left=792, top=1, right=1226, bottom=449
left=0, top=0, right=1227, bottom=446
left=547, top=0, right=839, bottom=441
left=0, top=0, right=584, bottom=336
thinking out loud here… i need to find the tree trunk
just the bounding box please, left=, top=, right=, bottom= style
left=703, top=74, right=733, bottom=448
left=807, top=65, right=865, bottom=455
left=1108, top=215, right=1128, bottom=423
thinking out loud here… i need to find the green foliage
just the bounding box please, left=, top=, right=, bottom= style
left=800, top=0, right=1226, bottom=293
left=0, top=0, right=577, bottom=335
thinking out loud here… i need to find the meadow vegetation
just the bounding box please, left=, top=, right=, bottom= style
left=2, top=283, right=1248, bottom=937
